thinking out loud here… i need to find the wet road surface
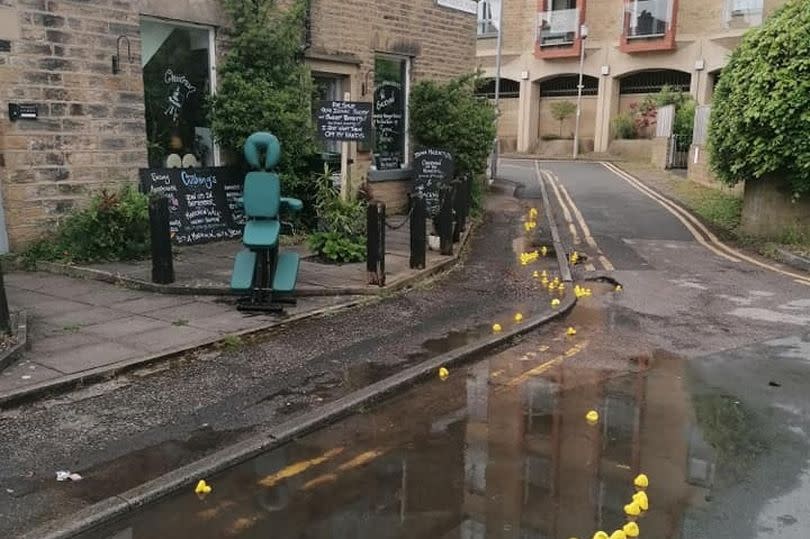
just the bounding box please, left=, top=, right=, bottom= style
left=80, top=287, right=810, bottom=539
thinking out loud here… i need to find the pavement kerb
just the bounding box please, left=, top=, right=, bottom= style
left=22, top=294, right=577, bottom=539
left=33, top=222, right=477, bottom=298
left=0, top=296, right=375, bottom=409
left=535, top=165, right=573, bottom=283
left=774, top=247, right=810, bottom=274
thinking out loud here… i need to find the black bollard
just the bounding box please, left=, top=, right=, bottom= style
left=0, top=263, right=10, bottom=334
left=410, top=196, right=426, bottom=269
left=149, top=195, right=175, bottom=285
left=377, top=202, right=386, bottom=287
left=439, top=188, right=454, bottom=256
left=366, top=203, right=379, bottom=285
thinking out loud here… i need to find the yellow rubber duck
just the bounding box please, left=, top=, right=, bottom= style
left=533, top=270, right=540, bottom=278
left=593, top=532, right=609, bottom=539
left=586, top=410, right=599, bottom=424
left=541, top=277, right=549, bottom=286
left=615, top=284, right=623, bottom=292
left=529, top=208, right=539, bottom=218
left=439, top=367, right=449, bottom=380
left=551, top=298, right=561, bottom=308
left=492, top=323, right=502, bottom=333
left=634, top=474, right=649, bottom=489
left=624, top=501, right=641, bottom=517
left=195, top=479, right=212, bottom=495
left=633, top=490, right=649, bottom=511
left=514, top=312, right=524, bottom=322
left=609, top=531, right=627, bottom=539
left=558, top=283, right=566, bottom=290
left=566, top=327, right=577, bottom=336
left=541, top=270, right=548, bottom=277
left=541, top=246, right=548, bottom=256
left=622, top=522, right=640, bottom=537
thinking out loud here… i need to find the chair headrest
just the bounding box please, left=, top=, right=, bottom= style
left=243, top=132, right=281, bottom=171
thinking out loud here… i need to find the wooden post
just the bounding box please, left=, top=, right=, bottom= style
left=367, top=202, right=379, bottom=284
left=149, top=195, right=175, bottom=284
left=340, top=91, right=351, bottom=202
left=410, top=196, right=426, bottom=269
left=377, top=202, right=386, bottom=286
left=0, top=263, right=10, bottom=334
left=439, top=188, right=454, bottom=256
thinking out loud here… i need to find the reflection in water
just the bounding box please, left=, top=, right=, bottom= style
left=85, top=323, right=724, bottom=539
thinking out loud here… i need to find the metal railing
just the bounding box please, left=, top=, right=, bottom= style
left=537, top=8, right=580, bottom=47
left=723, top=0, right=763, bottom=28
left=623, top=0, right=672, bottom=39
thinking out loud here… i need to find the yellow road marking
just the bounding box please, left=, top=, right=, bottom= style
left=549, top=171, right=598, bottom=249
left=543, top=168, right=615, bottom=271
left=599, top=255, right=616, bottom=271
left=500, top=342, right=588, bottom=389
left=604, top=162, right=810, bottom=286
left=301, top=449, right=387, bottom=491
left=257, top=447, right=344, bottom=488
left=337, top=449, right=385, bottom=471
left=602, top=162, right=740, bottom=263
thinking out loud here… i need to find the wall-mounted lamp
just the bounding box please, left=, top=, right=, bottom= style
left=112, top=35, right=132, bottom=75
left=361, top=69, right=374, bottom=96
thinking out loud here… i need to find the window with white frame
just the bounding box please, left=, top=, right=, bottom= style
left=477, top=0, right=499, bottom=36
left=140, top=18, right=217, bottom=169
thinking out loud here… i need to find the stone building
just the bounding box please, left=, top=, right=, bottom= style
left=476, top=0, right=786, bottom=156
left=0, top=0, right=477, bottom=250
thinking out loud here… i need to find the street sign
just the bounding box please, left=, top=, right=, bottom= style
left=413, top=148, right=455, bottom=217
left=316, top=100, right=372, bottom=142
left=436, top=0, right=477, bottom=15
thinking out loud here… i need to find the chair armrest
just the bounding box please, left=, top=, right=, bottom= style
left=281, top=197, right=303, bottom=212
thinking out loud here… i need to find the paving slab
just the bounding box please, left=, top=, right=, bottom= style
left=82, top=316, right=169, bottom=340
left=115, top=325, right=219, bottom=355
left=29, top=332, right=103, bottom=355
left=46, top=306, right=132, bottom=328
left=143, top=301, right=234, bottom=324
left=0, top=360, right=62, bottom=390
left=36, top=342, right=144, bottom=374
left=108, top=295, right=196, bottom=315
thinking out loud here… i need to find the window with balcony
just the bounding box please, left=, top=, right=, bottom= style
left=477, top=0, right=499, bottom=37
left=538, top=0, right=580, bottom=47
left=625, top=0, right=671, bottom=38
left=620, top=0, right=677, bottom=52
left=724, top=0, right=763, bottom=29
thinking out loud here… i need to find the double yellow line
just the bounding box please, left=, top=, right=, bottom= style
left=602, top=162, right=810, bottom=287
left=535, top=162, right=615, bottom=272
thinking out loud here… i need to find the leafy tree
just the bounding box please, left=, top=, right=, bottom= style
left=410, top=74, right=497, bottom=179
left=208, top=0, right=318, bottom=210
left=550, top=100, right=577, bottom=138
left=709, top=0, right=810, bottom=194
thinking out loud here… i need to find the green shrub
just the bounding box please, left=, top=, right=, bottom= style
left=674, top=99, right=697, bottom=139
left=308, top=167, right=366, bottom=263
left=549, top=100, right=577, bottom=138
left=410, top=74, right=497, bottom=179
left=308, top=231, right=366, bottom=263
left=611, top=113, right=637, bottom=139
left=208, top=0, right=318, bottom=214
left=709, top=0, right=810, bottom=194
left=22, top=185, right=150, bottom=267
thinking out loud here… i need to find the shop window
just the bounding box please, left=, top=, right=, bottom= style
left=372, top=56, right=408, bottom=171
left=313, top=75, right=345, bottom=154
left=141, top=19, right=216, bottom=168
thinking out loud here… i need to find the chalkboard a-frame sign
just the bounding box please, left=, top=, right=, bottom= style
left=413, top=149, right=455, bottom=217
left=139, top=167, right=245, bottom=246
left=316, top=101, right=372, bottom=142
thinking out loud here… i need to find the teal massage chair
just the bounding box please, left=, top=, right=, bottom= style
left=231, top=132, right=303, bottom=312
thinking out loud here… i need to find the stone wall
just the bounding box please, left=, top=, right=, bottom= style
left=741, top=175, right=810, bottom=239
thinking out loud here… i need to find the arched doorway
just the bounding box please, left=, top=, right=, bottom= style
left=537, top=74, right=598, bottom=152
left=616, top=69, right=691, bottom=138
left=475, top=78, right=521, bottom=152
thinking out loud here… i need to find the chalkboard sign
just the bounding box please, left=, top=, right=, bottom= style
left=373, top=82, right=405, bottom=170
left=316, top=101, right=372, bottom=142
left=413, top=149, right=455, bottom=217
left=139, top=167, right=245, bottom=245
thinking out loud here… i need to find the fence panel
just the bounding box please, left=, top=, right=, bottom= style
left=656, top=104, right=675, bottom=138
left=693, top=105, right=711, bottom=146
